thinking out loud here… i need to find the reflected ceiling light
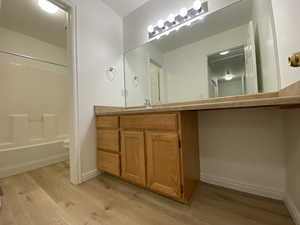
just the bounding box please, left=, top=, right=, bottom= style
left=193, top=0, right=202, bottom=11
left=224, top=72, right=234, bottom=81
left=147, top=25, right=154, bottom=33
left=224, top=75, right=234, bottom=81
left=168, top=14, right=176, bottom=23
left=180, top=8, right=188, bottom=18
left=220, top=50, right=230, bottom=55
left=39, top=0, right=59, bottom=14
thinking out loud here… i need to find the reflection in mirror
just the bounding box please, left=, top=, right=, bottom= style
left=208, top=46, right=247, bottom=98
left=124, top=0, right=280, bottom=107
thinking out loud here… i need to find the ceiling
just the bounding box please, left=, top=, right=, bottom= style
left=0, top=0, right=67, bottom=48
left=102, top=0, right=150, bottom=17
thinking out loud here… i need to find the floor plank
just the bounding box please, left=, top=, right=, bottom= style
left=0, top=163, right=295, bottom=225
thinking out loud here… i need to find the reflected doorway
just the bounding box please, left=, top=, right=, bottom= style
left=149, top=59, right=162, bottom=105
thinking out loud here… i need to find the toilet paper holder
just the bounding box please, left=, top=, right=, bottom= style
left=289, top=52, right=300, bottom=67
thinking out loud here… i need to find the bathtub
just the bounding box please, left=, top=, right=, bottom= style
left=0, top=139, right=69, bottom=178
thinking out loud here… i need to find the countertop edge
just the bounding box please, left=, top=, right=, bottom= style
left=95, top=95, right=300, bottom=116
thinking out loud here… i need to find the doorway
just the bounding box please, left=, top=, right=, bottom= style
left=0, top=0, right=80, bottom=184
left=149, top=60, right=162, bottom=105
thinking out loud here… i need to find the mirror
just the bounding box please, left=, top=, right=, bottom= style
left=124, top=0, right=280, bottom=107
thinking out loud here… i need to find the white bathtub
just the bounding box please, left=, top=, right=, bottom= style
left=0, top=140, right=69, bottom=178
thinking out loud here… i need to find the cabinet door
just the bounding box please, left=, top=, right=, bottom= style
left=146, top=132, right=181, bottom=199
left=121, top=131, right=146, bottom=186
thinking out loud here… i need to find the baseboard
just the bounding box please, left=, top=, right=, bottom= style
left=81, top=169, right=101, bottom=182
left=285, top=195, right=300, bottom=225
left=0, top=153, right=68, bottom=178
left=200, top=173, right=284, bottom=200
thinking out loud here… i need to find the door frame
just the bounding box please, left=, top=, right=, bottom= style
left=49, top=0, right=81, bottom=184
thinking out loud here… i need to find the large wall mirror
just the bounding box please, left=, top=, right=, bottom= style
left=124, top=0, right=280, bottom=107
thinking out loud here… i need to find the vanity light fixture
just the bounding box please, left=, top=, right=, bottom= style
left=148, top=25, right=154, bottom=33
left=220, top=50, right=230, bottom=56
left=148, top=0, right=208, bottom=40
left=39, top=0, right=59, bottom=14
left=157, top=20, right=165, bottom=29
left=167, top=14, right=176, bottom=24
left=180, top=8, right=188, bottom=18
left=193, top=0, right=202, bottom=11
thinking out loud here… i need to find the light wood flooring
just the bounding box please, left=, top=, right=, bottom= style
left=0, top=163, right=295, bottom=225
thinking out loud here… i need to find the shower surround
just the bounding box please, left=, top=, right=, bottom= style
left=0, top=27, right=70, bottom=178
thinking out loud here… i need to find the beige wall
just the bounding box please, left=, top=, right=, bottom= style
left=284, top=109, right=300, bottom=221
left=198, top=108, right=286, bottom=199
left=69, top=0, right=124, bottom=177
left=271, top=0, right=300, bottom=88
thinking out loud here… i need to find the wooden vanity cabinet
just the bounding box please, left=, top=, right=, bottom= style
left=146, top=131, right=182, bottom=199
left=96, top=116, right=121, bottom=177
left=96, top=111, right=200, bottom=203
left=121, top=131, right=146, bottom=186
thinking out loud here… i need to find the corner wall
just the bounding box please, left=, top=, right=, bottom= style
left=70, top=0, right=124, bottom=178
left=271, top=0, right=300, bottom=88
left=284, top=109, right=300, bottom=225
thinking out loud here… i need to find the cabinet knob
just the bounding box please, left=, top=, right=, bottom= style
left=289, top=52, right=300, bottom=67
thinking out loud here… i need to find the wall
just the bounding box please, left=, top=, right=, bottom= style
left=271, top=0, right=300, bottom=222
left=251, top=0, right=279, bottom=92
left=164, top=25, right=248, bottom=102
left=271, top=0, right=300, bottom=88
left=284, top=109, right=300, bottom=224
left=70, top=0, right=124, bottom=177
left=198, top=108, right=286, bottom=199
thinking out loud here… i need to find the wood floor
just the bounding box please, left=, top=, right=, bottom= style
left=0, top=163, right=295, bottom=225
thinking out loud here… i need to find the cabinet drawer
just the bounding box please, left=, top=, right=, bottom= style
left=120, top=114, right=178, bottom=130
left=98, top=151, right=120, bottom=176
left=97, top=130, right=119, bottom=152
left=96, top=116, right=119, bottom=129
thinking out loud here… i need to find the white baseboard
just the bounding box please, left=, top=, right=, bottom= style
left=285, top=195, right=300, bottom=225
left=81, top=169, right=101, bottom=182
left=0, top=153, right=68, bottom=178
left=200, top=173, right=284, bottom=200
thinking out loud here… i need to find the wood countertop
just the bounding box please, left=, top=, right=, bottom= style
left=95, top=81, right=300, bottom=116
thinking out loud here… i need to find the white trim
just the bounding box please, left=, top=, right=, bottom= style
left=200, top=173, right=284, bottom=200
left=285, top=195, right=300, bottom=225
left=0, top=153, right=68, bottom=179
left=81, top=169, right=102, bottom=183
left=0, top=140, right=66, bottom=152
left=52, top=0, right=81, bottom=185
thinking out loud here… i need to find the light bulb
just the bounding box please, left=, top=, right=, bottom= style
left=193, top=0, right=202, bottom=11
left=148, top=25, right=154, bottom=33
left=220, top=50, right=230, bottom=55
left=157, top=20, right=165, bottom=29
left=39, top=0, right=59, bottom=14
left=180, top=8, right=188, bottom=18
left=168, top=14, right=176, bottom=23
